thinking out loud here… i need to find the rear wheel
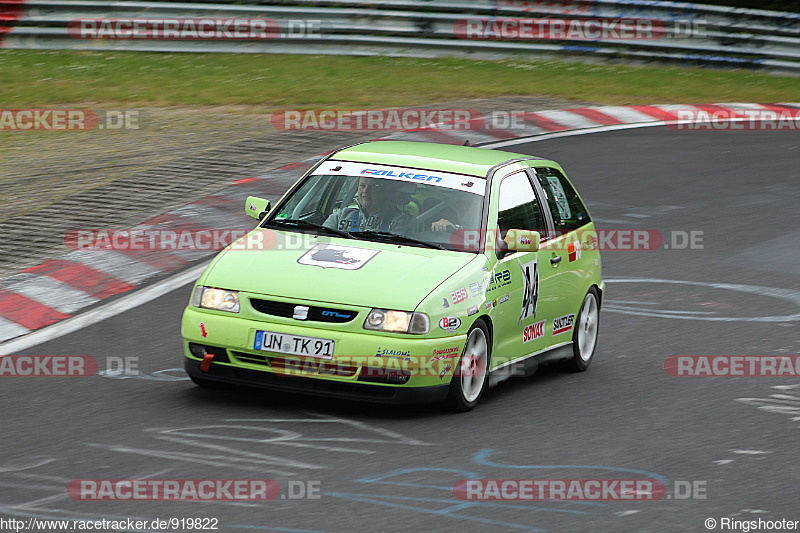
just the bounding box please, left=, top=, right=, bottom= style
left=562, top=288, right=600, bottom=372
left=447, top=321, right=490, bottom=412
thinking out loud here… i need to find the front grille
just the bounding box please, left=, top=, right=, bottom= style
left=230, top=351, right=359, bottom=378
left=249, top=299, right=357, bottom=323
left=231, top=351, right=269, bottom=366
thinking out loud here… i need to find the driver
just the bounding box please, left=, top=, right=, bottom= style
left=323, top=177, right=413, bottom=235
left=430, top=193, right=475, bottom=232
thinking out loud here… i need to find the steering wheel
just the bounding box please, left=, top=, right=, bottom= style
left=414, top=201, right=450, bottom=232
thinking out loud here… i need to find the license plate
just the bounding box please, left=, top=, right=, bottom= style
left=254, top=330, right=334, bottom=359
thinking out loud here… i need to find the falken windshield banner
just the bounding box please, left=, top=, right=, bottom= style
left=313, top=161, right=486, bottom=195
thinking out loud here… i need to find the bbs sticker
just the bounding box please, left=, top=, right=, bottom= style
left=450, top=287, right=468, bottom=305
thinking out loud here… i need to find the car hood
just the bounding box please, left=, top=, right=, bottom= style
left=201, top=231, right=475, bottom=310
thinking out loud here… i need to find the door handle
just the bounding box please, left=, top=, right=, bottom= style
left=550, top=255, right=562, bottom=265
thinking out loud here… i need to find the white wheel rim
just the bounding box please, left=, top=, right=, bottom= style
left=461, top=329, right=488, bottom=403
left=578, top=294, right=599, bottom=362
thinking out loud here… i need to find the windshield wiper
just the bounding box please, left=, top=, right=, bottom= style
left=266, top=219, right=353, bottom=239
left=353, top=231, right=446, bottom=250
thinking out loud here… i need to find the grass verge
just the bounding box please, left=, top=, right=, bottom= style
left=2, top=50, right=799, bottom=110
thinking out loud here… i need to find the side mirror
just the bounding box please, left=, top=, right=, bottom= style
left=504, top=229, right=540, bottom=252
left=245, top=196, right=271, bottom=220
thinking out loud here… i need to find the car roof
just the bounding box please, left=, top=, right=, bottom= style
left=330, top=141, right=550, bottom=178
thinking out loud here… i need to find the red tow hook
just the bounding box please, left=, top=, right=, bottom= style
left=199, top=352, right=215, bottom=373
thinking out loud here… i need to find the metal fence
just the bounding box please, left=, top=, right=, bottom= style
left=1, top=0, right=799, bottom=71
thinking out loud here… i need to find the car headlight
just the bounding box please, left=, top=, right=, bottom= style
left=363, top=309, right=429, bottom=334
left=191, top=286, right=240, bottom=313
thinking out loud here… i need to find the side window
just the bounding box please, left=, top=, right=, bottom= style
left=534, top=167, right=591, bottom=232
left=497, top=171, right=546, bottom=236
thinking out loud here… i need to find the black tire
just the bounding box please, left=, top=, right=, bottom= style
left=561, top=287, right=600, bottom=372
left=446, top=321, right=491, bottom=412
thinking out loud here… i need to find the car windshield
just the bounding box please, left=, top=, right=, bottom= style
left=264, top=165, right=485, bottom=252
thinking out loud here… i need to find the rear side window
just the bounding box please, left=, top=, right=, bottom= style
left=534, top=167, right=591, bottom=232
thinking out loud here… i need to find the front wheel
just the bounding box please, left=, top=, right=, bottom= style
left=447, top=321, right=490, bottom=412
left=562, top=288, right=600, bottom=372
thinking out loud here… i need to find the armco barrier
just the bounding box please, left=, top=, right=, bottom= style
left=0, top=0, right=798, bottom=71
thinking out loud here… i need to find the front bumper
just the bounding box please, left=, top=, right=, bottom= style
left=182, top=306, right=463, bottom=404
left=184, top=358, right=450, bottom=404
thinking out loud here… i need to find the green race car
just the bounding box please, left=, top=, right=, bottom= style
left=182, top=141, right=603, bottom=411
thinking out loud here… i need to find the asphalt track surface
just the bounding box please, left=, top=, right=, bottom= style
left=3, top=127, right=800, bottom=533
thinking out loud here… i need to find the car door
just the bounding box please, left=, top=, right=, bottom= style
left=490, top=170, right=559, bottom=370
left=531, top=165, right=596, bottom=340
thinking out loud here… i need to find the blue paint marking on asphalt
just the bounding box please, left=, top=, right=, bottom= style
left=325, top=492, right=591, bottom=515
left=323, top=492, right=549, bottom=532
left=321, top=461, right=615, bottom=531
left=321, top=450, right=671, bottom=531
left=473, top=448, right=670, bottom=485
left=355, top=466, right=481, bottom=490
left=353, top=466, right=607, bottom=508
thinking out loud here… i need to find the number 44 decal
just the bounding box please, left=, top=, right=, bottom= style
left=518, top=257, right=539, bottom=325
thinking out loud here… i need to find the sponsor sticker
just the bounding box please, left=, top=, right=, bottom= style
left=469, top=269, right=512, bottom=297
left=375, top=347, right=412, bottom=361
left=451, top=287, right=469, bottom=305
left=467, top=305, right=479, bottom=316
left=431, top=347, right=460, bottom=362
left=438, top=316, right=462, bottom=332
left=553, top=314, right=575, bottom=336
left=297, top=244, right=379, bottom=270
left=523, top=320, right=545, bottom=344
left=498, top=292, right=510, bottom=305
left=312, top=161, right=485, bottom=195
left=568, top=240, right=582, bottom=262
